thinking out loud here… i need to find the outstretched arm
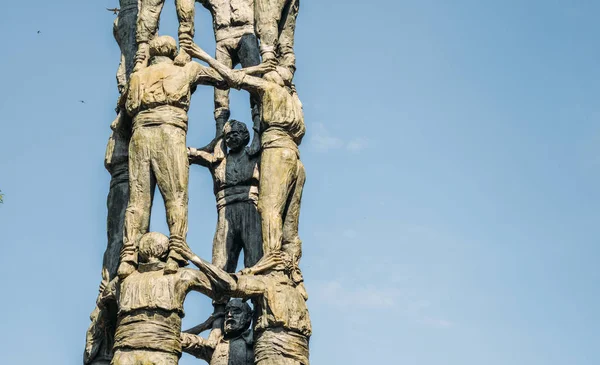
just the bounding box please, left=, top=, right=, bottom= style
left=188, top=62, right=227, bottom=89
left=188, top=145, right=224, bottom=167
left=181, top=333, right=215, bottom=361
left=239, top=61, right=277, bottom=76
left=171, top=242, right=238, bottom=292
left=181, top=40, right=274, bottom=95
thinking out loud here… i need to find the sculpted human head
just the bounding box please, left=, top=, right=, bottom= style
left=138, top=232, right=169, bottom=263
left=149, top=36, right=178, bottom=61
left=223, top=299, right=252, bottom=337
left=223, top=120, right=250, bottom=152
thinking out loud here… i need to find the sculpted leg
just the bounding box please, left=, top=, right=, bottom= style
left=115, top=2, right=139, bottom=83
left=135, top=0, right=165, bottom=71
left=151, top=125, right=189, bottom=272
left=241, top=201, right=263, bottom=268
left=255, top=0, right=288, bottom=60
left=174, top=0, right=195, bottom=65
left=103, top=163, right=128, bottom=285
left=212, top=207, right=236, bottom=271
left=256, top=358, right=301, bottom=365
left=282, top=160, right=304, bottom=262
left=110, top=349, right=134, bottom=365
left=238, top=33, right=261, bottom=68
left=209, top=206, right=236, bottom=333
left=111, top=350, right=178, bottom=365
left=103, top=114, right=131, bottom=285
left=113, top=18, right=127, bottom=92
left=282, top=160, right=307, bottom=298
left=120, top=129, right=155, bottom=277
left=238, top=33, right=262, bottom=116
left=277, top=0, right=299, bottom=75
left=89, top=5, right=138, bottom=362
left=214, top=40, right=234, bottom=138
left=258, top=147, right=298, bottom=254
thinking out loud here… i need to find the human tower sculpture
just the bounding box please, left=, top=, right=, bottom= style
left=84, top=0, right=310, bottom=364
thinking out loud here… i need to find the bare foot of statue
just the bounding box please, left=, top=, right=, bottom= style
left=117, top=261, right=136, bottom=279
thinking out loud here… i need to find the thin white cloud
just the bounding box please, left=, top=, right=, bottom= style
left=311, top=280, right=453, bottom=328
left=309, top=123, right=369, bottom=152
left=313, top=280, right=399, bottom=309
left=420, top=316, right=454, bottom=328
left=346, top=138, right=369, bottom=152
left=310, top=123, right=343, bottom=151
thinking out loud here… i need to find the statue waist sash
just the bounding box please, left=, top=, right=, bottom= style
left=132, top=105, right=188, bottom=132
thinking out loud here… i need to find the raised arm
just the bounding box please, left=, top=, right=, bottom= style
left=187, top=61, right=227, bottom=89
left=171, top=242, right=238, bottom=293
left=181, top=40, right=274, bottom=95
left=247, top=107, right=261, bottom=156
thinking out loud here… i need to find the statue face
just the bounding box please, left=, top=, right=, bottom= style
left=225, top=128, right=246, bottom=151
left=223, top=302, right=249, bottom=335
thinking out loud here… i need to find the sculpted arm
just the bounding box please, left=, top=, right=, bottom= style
left=247, top=115, right=261, bottom=157
left=96, top=277, right=118, bottom=307
left=188, top=62, right=227, bottom=89
left=181, top=41, right=273, bottom=95
left=181, top=333, right=215, bottom=361
left=124, top=73, right=141, bottom=115
left=188, top=147, right=217, bottom=167
left=172, top=242, right=239, bottom=292
left=232, top=274, right=267, bottom=298
left=189, top=139, right=225, bottom=167
left=184, top=269, right=215, bottom=298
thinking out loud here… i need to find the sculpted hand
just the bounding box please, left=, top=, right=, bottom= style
left=240, top=267, right=254, bottom=275
left=265, top=251, right=285, bottom=268
left=171, top=241, right=193, bottom=261
left=180, top=333, right=194, bottom=348
left=180, top=39, right=210, bottom=62
left=179, top=38, right=193, bottom=52
left=259, top=58, right=277, bottom=74
left=243, top=251, right=285, bottom=275
left=187, top=147, right=198, bottom=163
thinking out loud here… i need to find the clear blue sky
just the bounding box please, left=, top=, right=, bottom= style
left=1, top=0, right=599, bottom=364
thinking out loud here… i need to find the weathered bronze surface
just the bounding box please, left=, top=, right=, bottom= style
left=85, top=2, right=311, bottom=363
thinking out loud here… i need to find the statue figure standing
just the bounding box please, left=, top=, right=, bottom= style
left=254, top=0, right=299, bottom=76
left=118, top=35, right=227, bottom=277
left=195, top=0, right=261, bottom=139
left=188, top=119, right=263, bottom=273
left=182, top=42, right=306, bottom=294
left=188, top=118, right=263, bottom=331
left=173, top=246, right=312, bottom=365
left=134, top=0, right=197, bottom=71
left=96, top=232, right=214, bottom=365
left=84, top=3, right=139, bottom=363
left=103, top=0, right=140, bottom=293
left=114, top=0, right=140, bottom=93
left=181, top=299, right=254, bottom=365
